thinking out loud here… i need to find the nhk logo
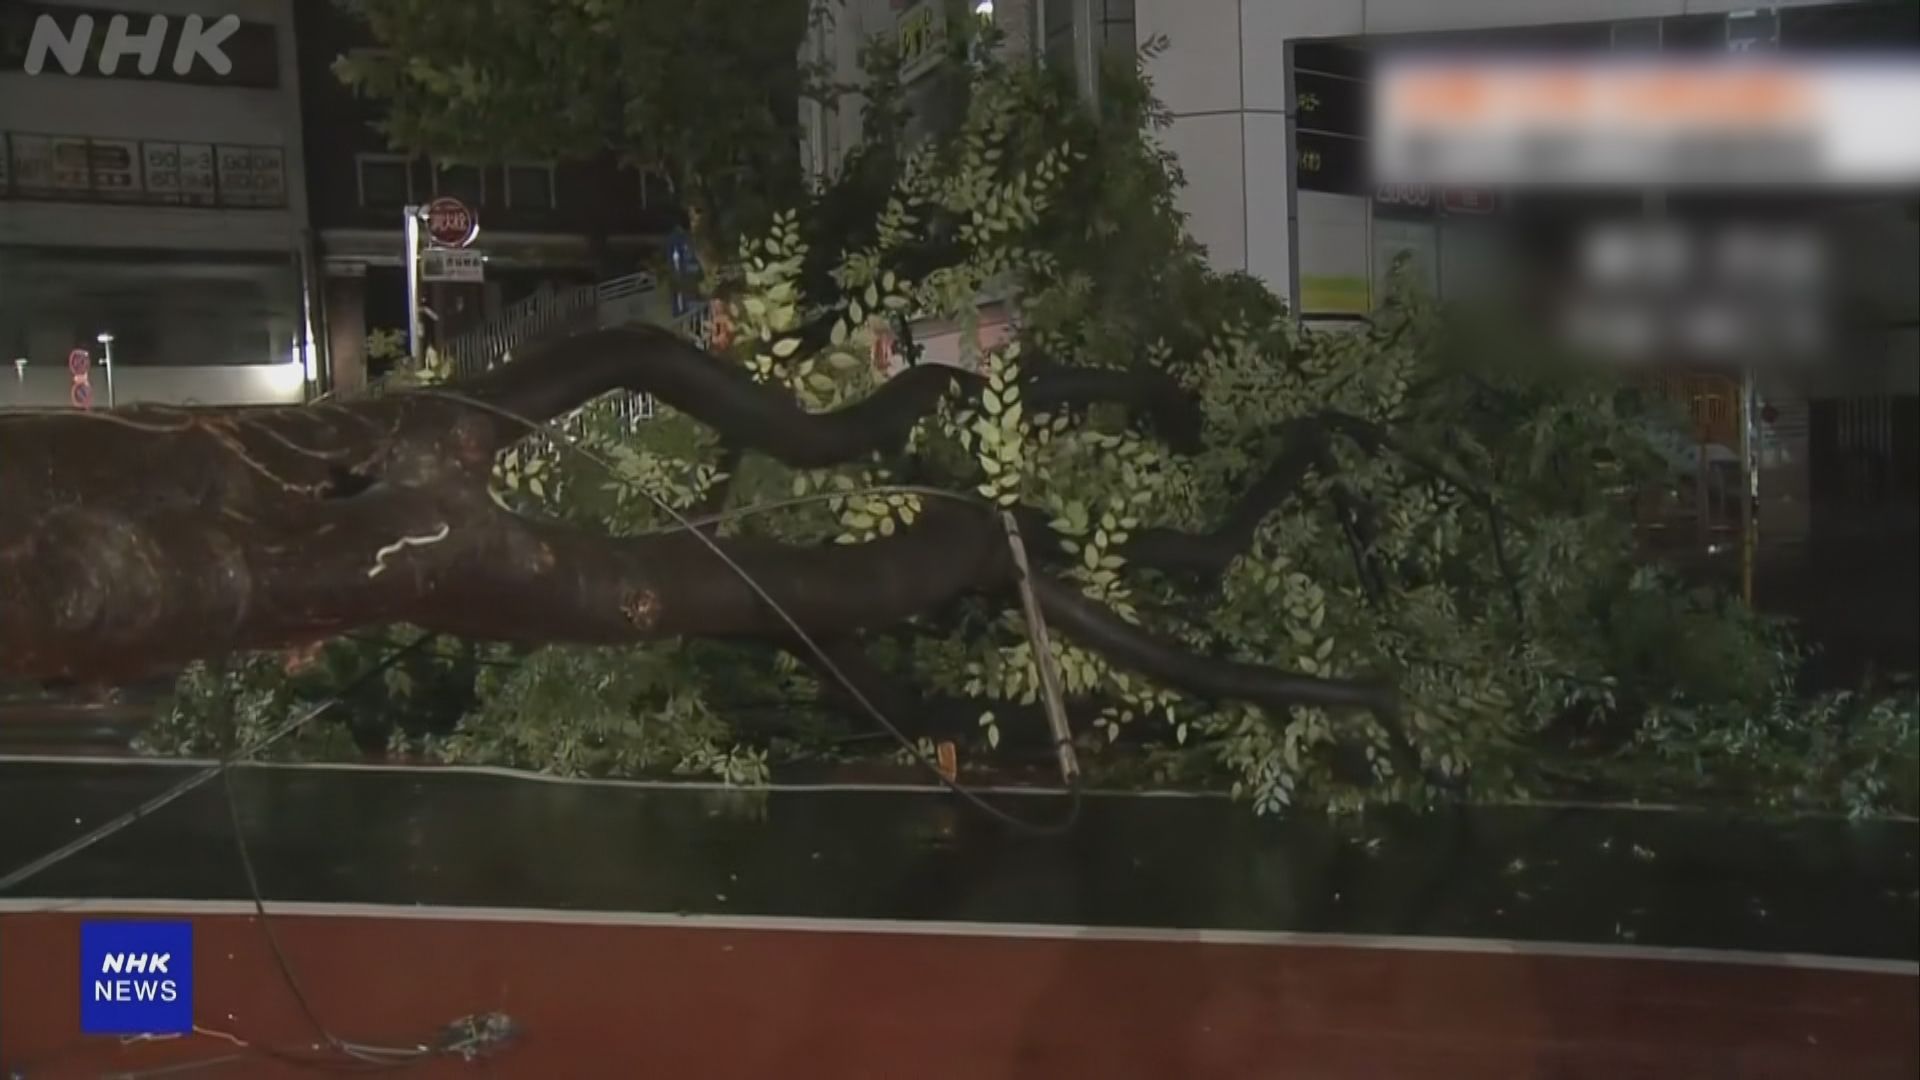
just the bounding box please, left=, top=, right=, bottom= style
left=21, top=11, right=239, bottom=77
left=81, top=921, right=194, bottom=1035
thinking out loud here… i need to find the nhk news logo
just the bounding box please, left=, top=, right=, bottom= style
left=80, top=921, right=194, bottom=1035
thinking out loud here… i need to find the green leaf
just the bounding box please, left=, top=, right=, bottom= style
left=772, top=337, right=801, bottom=358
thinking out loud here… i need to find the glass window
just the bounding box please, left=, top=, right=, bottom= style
left=357, top=155, right=411, bottom=207
left=506, top=164, right=556, bottom=211
left=0, top=249, right=300, bottom=369
left=433, top=162, right=485, bottom=206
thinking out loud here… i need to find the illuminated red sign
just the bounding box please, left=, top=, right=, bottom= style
left=424, top=197, right=478, bottom=248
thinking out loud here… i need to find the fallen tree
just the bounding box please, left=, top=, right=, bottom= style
left=13, top=34, right=1912, bottom=816
left=0, top=324, right=1392, bottom=720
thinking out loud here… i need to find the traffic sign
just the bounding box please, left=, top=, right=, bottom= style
left=422, top=249, right=485, bottom=283
left=667, top=230, right=701, bottom=317
left=68, top=348, right=91, bottom=376
left=424, top=197, right=479, bottom=248
left=1441, top=188, right=1498, bottom=216
left=71, top=380, right=93, bottom=410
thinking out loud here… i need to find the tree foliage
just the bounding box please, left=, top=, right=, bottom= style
left=334, top=0, right=824, bottom=255
left=149, top=29, right=1917, bottom=817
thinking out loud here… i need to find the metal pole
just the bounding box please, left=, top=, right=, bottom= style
left=404, top=205, right=424, bottom=363
left=1740, top=370, right=1758, bottom=605
left=96, top=332, right=116, bottom=408
left=999, top=512, right=1080, bottom=785
left=1070, top=0, right=1096, bottom=105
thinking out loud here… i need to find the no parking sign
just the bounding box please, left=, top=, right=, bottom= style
left=68, top=348, right=93, bottom=411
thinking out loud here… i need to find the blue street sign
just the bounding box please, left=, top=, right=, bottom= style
left=668, top=230, right=700, bottom=317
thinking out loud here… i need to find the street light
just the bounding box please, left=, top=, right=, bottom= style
left=95, top=331, right=116, bottom=408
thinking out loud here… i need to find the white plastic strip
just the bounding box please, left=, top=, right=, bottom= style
left=0, top=897, right=1912, bottom=977
left=2, top=754, right=1914, bottom=820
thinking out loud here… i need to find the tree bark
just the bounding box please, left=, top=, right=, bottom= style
left=0, top=328, right=1393, bottom=726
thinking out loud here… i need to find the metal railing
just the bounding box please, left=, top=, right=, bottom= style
left=442, top=281, right=599, bottom=379
left=438, top=272, right=718, bottom=447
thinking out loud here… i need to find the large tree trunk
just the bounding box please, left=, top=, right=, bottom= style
left=0, top=327, right=1394, bottom=725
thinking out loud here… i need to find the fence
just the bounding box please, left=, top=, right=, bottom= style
left=436, top=271, right=729, bottom=451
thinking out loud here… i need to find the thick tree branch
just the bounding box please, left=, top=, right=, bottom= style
left=1021, top=362, right=1203, bottom=453
left=1030, top=578, right=1395, bottom=717
left=1117, top=418, right=1329, bottom=578
left=459, top=325, right=963, bottom=466
left=450, top=325, right=1205, bottom=467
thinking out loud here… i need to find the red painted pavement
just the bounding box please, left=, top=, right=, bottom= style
left=4, top=912, right=1916, bottom=1078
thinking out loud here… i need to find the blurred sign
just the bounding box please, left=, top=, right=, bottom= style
left=424, top=196, right=478, bottom=248
left=1296, top=130, right=1366, bottom=195
left=1294, top=44, right=1369, bottom=197
left=49, top=136, right=90, bottom=191
left=1, top=132, right=265, bottom=207
left=1373, top=55, right=1920, bottom=186
left=86, top=139, right=138, bottom=193
left=668, top=230, right=700, bottom=318
left=1556, top=219, right=1831, bottom=367
left=1295, top=71, right=1364, bottom=139
left=1373, top=184, right=1500, bottom=219
left=422, top=249, right=484, bottom=283
left=215, top=145, right=285, bottom=207
left=1374, top=184, right=1435, bottom=215
left=141, top=141, right=218, bottom=205
left=897, top=0, right=947, bottom=84
left=1442, top=188, right=1498, bottom=215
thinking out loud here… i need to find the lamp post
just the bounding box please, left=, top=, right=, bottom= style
left=95, top=331, right=116, bottom=409
left=404, top=204, right=425, bottom=363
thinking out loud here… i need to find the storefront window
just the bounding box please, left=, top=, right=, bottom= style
left=0, top=249, right=302, bottom=368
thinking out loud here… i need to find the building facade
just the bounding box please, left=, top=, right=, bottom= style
left=1133, top=0, right=1916, bottom=547
left=0, top=0, right=314, bottom=409
left=293, top=0, right=678, bottom=394
left=809, top=0, right=1918, bottom=548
